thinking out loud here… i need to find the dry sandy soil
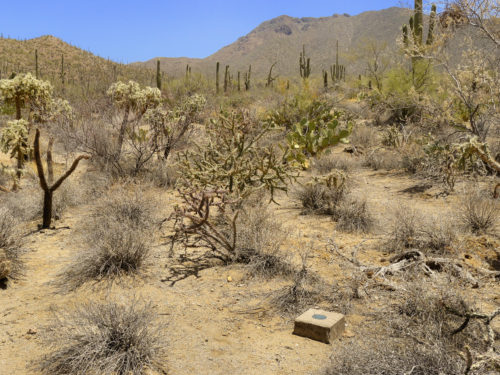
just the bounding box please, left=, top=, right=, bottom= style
left=0, top=149, right=499, bottom=375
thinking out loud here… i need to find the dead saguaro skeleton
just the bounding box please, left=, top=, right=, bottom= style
left=34, top=129, right=89, bottom=229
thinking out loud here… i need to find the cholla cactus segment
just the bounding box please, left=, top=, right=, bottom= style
left=107, top=81, right=161, bottom=113
left=0, top=73, right=54, bottom=116
left=0, top=119, right=30, bottom=157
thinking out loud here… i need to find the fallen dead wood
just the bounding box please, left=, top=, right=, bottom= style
left=329, top=240, right=480, bottom=287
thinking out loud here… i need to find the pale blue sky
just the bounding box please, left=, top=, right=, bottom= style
left=1, top=1, right=403, bottom=62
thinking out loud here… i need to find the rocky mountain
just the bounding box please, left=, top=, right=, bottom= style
left=136, top=7, right=412, bottom=79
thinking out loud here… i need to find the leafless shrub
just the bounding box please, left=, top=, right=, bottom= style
left=324, top=335, right=464, bottom=375
left=323, top=283, right=486, bottom=375
left=270, top=251, right=350, bottom=317
left=387, top=206, right=457, bottom=255
left=313, top=154, right=357, bottom=174
left=59, top=187, right=157, bottom=290
left=146, top=162, right=179, bottom=189
left=232, top=203, right=293, bottom=279
left=168, top=193, right=292, bottom=283
left=459, top=191, right=498, bottom=235
left=60, top=223, right=152, bottom=291
left=296, top=179, right=347, bottom=215
left=335, top=196, right=374, bottom=233
left=362, top=149, right=401, bottom=171
left=90, top=185, right=158, bottom=230
left=0, top=187, right=41, bottom=222
left=0, top=207, right=23, bottom=279
left=349, top=123, right=379, bottom=149
left=35, top=299, right=167, bottom=375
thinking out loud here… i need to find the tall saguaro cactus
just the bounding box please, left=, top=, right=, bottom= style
left=224, top=65, right=230, bottom=93
left=414, top=0, right=423, bottom=45
left=35, top=49, right=39, bottom=79
left=330, top=40, right=346, bottom=83
left=60, top=54, right=65, bottom=93
left=299, top=45, right=311, bottom=79
left=244, top=65, right=251, bottom=91
left=156, top=60, right=162, bottom=90
left=216, top=62, right=220, bottom=94
left=403, top=2, right=437, bottom=48
left=266, top=62, right=277, bottom=87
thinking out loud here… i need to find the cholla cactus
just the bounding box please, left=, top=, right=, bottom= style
left=0, top=119, right=30, bottom=186
left=144, top=94, right=206, bottom=160
left=107, top=81, right=161, bottom=158
left=0, top=73, right=53, bottom=120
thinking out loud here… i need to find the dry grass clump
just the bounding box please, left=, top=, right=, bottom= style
left=59, top=187, right=157, bottom=290
left=0, top=207, right=23, bottom=280
left=90, top=185, right=158, bottom=230
left=334, top=196, right=374, bottom=233
left=35, top=299, right=167, bottom=375
left=270, top=252, right=350, bottom=317
left=146, top=162, right=179, bottom=189
left=0, top=188, right=41, bottom=222
left=349, top=123, right=379, bottom=149
left=323, top=284, right=484, bottom=375
left=223, top=202, right=293, bottom=279
left=313, top=154, right=357, bottom=174
left=362, top=149, right=401, bottom=171
left=459, top=191, right=498, bottom=235
left=296, top=180, right=347, bottom=215
left=387, top=205, right=456, bottom=255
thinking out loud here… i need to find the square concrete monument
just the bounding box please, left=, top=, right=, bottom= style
left=293, top=308, right=345, bottom=344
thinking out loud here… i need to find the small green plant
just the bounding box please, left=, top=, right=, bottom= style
left=286, top=109, right=352, bottom=168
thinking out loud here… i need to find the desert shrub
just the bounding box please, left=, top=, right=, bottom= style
left=362, top=149, right=401, bottom=171
left=60, top=222, right=152, bottom=291
left=0, top=207, right=23, bottom=279
left=296, top=172, right=348, bottom=215
left=313, top=154, right=357, bottom=174
left=224, top=202, right=293, bottom=278
left=324, top=335, right=464, bottom=375
left=459, top=191, right=499, bottom=235
left=335, top=196, right=374, bottom=233
left=0, top=188, right=41, bottom=221
left=35, top=299, right=167, bottom=375
left=90, top=186, right=158, bottom=230
left=146, top=162, right=178, bottom=189
left=59, top=187, right=157, bottom=290
left=270, top=252, right=350, bottom=317
left=324, top=284, right=485, bottom=375
left=349, top=123, right=379, bottom=149
left=387, top=206, right=456, bottom=254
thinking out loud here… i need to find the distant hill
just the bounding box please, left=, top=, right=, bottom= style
left=136, top=7, right=412, bottom=79
left=0, top=35, right=154, bottom=96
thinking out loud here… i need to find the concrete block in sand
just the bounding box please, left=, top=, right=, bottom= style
left=293, top=309, right=345, bottom=344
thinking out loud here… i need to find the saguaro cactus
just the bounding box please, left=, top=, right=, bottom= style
left=426, top=4, right=437, bottom=45
left=60, top=54, right=65, bottom=93
left=35, top=49, right=39, bottom=79
left=237, top=71, right=241, bottom=91
left=414, top=0, right=423, bottom=45
left=34, top=129, right=89, bottom=229
left=299, top=45, right=311, bottom=79
left=330, top=40, right=346, bottom=83
left=224, top=65, right=229, bottom=93
left=403, top=2, right=437, bottom=48
left=156, top=60, right=161, bottom=90
left=244, top=65, right=251, bottom=91
left=323, top=70, right=328, bottom=89
left=216, top=62, right=220, bottom=94
left=266, top=62, right=277, bottom=87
